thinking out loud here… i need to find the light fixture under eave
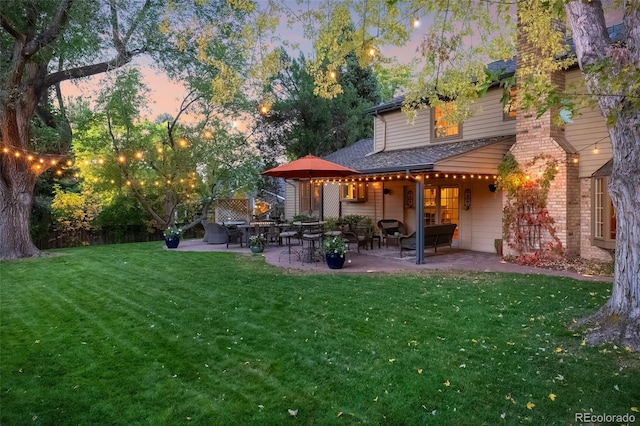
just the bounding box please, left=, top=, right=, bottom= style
left=411, top=16, right=420, bottom=28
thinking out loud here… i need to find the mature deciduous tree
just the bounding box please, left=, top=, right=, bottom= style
left=70, top=69, right=261, bottom=233
left=0, top=0, right=277, bottom=259
left=563, top=1, right=639, bottom=350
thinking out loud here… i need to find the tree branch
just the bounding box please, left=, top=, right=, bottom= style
left=23, top=0, right=73, bottom=58
left=109, top=0, right=125, bottom=54
left=0, top=14, right=22, bottom=40
left=42, top=52, right=137, bottom=87
left=122, top=0, right=152, bottom=46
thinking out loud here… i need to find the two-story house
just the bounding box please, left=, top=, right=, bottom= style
left=283, top=25, right=621, bottom=264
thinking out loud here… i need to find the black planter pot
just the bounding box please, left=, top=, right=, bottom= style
left=165, top=237, right=180, bottom=249
left=325, top=252, right=346, bottom=269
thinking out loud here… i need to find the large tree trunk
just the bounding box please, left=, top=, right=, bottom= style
left=567, top=1, right=640, bottom=350
left=583, top=118, right=640, bottom=350
left=0, top=151, right=41, bottom=260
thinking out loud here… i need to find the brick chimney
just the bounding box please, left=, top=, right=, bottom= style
left=507, top=7, right=580, bottom=257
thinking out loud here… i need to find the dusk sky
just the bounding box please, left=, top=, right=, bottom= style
left=61, top=3, right=623, bottom=123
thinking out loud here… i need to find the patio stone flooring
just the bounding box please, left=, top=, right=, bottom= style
left=172, top=238, right=611, bottom=282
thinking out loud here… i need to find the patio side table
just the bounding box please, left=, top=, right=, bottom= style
left=370, top=235, right=381, bottom=249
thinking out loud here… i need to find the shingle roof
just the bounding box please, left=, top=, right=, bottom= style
left=324, top=135, right=515, bottom=174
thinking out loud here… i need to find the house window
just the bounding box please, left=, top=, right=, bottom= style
left=340, top=182, right=367, bottom=202
left=423, top=185, right=459, bottom=239
left=432, top=104, right=461, bottom=140
left=504, top=87, right=517, bottom=120
left=592, top=177, right=616, bottom=249
left=299, top=180, right=321, bottom=217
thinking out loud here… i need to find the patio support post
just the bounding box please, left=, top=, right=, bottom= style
left=409, top=171, right=425, bottom=265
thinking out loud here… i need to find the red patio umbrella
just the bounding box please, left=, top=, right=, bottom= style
left=261, top=154, right=358, bottom=179
left=262, top=155, right=358, bottom=217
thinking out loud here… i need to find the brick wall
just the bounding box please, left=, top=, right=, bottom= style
left=508, top=13, right=582, bottom=258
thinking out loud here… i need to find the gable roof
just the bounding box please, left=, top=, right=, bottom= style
left=324, top=135, right=515, bottom=174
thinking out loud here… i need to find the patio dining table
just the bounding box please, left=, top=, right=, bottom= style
left=237, top=222, right=289, bottom=245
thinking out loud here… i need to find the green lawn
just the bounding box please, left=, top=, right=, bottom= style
left=1, top=243, right=638, bottom=425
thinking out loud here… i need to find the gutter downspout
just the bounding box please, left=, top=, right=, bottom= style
left=407, top=170, right=424, bottom=265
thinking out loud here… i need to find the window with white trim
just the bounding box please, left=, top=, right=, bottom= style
left=432, top=104, right=461, bottom=140
left=592, top=176, right=616, bottom=249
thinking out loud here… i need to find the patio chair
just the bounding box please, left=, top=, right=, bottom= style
left=278, top=223, right=302, bottom=262
left=203, top=221, right=228, bottom=245
left=301, top=222, right=323, bottom=263
left=377, top=219, right=407, bottom=247
left=340, top=222, right=369, bottom=253
left=266, top=222, right=280, bottom=246
left=224, top=223, right=244, bottom=248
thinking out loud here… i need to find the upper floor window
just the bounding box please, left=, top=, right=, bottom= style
left=432, top=104, right=461, bottom=140
left=504, top=87, right=517, bottom=120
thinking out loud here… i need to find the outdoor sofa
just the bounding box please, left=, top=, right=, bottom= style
left=399, top=223, right=457, bottom=258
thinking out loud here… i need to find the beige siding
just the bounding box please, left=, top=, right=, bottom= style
left=381, top=181, right=408, bottom=229
left=565, top=69, right=612, bottom=178
left=468, top=180, right=503, bottom=253
left=375, top=88, right=515, bottom=152
left=436, top=140, right=513, bottom=174
left=462, top=89, right=516, bottom=140
left=374, top=109, right=430, bottom=152
left=340, top=182, right=384, bottom=224
left=284, top=180, right=298, bottom=220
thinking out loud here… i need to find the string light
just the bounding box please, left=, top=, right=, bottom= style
left=311, top=172, right=505, bottom=183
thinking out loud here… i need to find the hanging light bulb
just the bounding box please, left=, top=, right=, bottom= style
left=593, top=142, right=599, bottom=154
left=412, top=16, right=420, bottom=28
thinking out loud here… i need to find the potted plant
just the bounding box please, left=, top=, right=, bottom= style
left=322, top=235, right=348, bottom=269
left=163, top=226, right=182, bottom=249
left=249, top=233, right=267, bottom=254
left=494, top=238, right=503, bottom=256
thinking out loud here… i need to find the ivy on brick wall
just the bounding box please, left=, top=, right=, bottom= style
left=497, top=152, right=565, bottom=264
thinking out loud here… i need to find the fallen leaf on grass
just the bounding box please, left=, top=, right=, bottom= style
left=631, top=407, right=638, bottom=412
left=288, top=409, right=298, bottom=417
left=548, top=393, right=556, bottom=401
left=388, top=358, right=396, bottom=363
left=526, top=401, right=535, bottom=410
left=444, top=380, right=450, bottom=387
left=418, top=369, right=423, bottom=374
